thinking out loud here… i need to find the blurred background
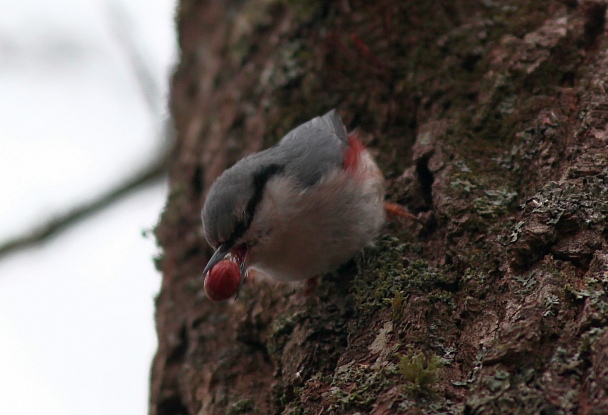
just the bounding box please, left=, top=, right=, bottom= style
left=0, top=0, right=176, bottom=413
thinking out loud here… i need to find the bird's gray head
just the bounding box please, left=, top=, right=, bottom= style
left=202, top=152, right=284, bottom=250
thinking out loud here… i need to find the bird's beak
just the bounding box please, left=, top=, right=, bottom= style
left=203, top=243, right=231, bottom=276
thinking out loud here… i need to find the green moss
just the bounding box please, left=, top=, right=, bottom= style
left=473, top=188, right=519, bottom=218
left=448, top=162, right=519, bottom=220
left=563, top=283, right=590, bottom=302
left=523, top=177, right=608, bottom=227
left=399, top=352, right=444, bottom=395
left=466, top=370, right=557, bottom=414
left=228, top=399, right=255, bottom=414
left=580, top=327, right=608, bottom=354
left=392, top=290, right=405, bottom=320
left=268, top=311, right=306, bottom=356
left=426, top=291, right=455, bottom=308
left=580, top=259, right=608, bottom=327
left=352, top=236, right=449, bottom=312
left=280, top=403, right=303, bottom=415
left=323, top=360, right=400, bottom=412
left=469, top=323, right=608, bottom=414
left=311, top=349, right=445, bottom=411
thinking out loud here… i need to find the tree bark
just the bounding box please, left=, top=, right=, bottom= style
left=151, top=1, right=608, bottom=414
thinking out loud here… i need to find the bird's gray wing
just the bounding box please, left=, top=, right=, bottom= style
left=272, top=110, right=347, bottom=187
left=303, top=109, right=348, bottom=143
left=279, top=109, right=348, bottom=145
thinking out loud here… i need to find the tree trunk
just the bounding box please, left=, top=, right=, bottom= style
left=151, top=1, right=608, bottom=414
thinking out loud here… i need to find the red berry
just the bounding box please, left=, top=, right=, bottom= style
left=204, top=260, right=241, bottom=301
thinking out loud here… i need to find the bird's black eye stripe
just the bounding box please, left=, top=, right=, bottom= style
left=225, top=163, right=284, bottom=246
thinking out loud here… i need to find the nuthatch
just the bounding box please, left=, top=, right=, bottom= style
left=202, top=110, right=389, bottom=294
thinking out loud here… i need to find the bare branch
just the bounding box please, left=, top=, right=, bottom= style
left=0, top=157, right=167, bottom=260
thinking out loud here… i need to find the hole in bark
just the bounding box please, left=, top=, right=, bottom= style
left=583, top=3, right=606, bottom=49
left=416, top=155, right=435, bottom=209
left=236, top=332, right=272, bottom=362
left=560, top=71, right=575, bottom=87
left=158, top=396, right=188, bottom=415
left=461, top=53, right=481, bottom=72
left=191, top=164, right=204, bottom=195
left=436, top=278, right=460, bottom=293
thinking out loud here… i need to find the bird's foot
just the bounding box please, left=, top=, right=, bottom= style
left=384, top=202, right=423, bottom=224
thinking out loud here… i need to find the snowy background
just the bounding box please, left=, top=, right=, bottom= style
left=0, top=0, right=176, bottom=414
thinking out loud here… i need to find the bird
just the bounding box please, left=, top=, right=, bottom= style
left=202, top=109, right=414, bottom=297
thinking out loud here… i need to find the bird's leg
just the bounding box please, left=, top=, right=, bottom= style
left=384, top=202, right=423, bottom=224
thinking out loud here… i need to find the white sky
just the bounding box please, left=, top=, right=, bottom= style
left=0, top=0, right=177, bottom=414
